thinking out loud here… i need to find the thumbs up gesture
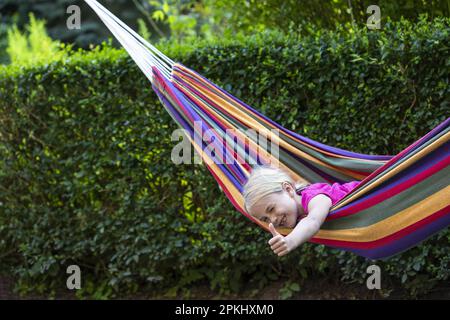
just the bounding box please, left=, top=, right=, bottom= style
left=268, top=223, right=295, bottom=257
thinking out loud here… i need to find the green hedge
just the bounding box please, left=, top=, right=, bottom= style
left=0, top=16, right=449, bottom=298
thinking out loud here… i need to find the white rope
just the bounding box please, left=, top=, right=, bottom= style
left=84, top=0, right=174, bottom=83
left=86, top=0, right=174, bottom=68
left=85, top=0, right=172, bottom=81
left=98, top=8, right=172, bottom=81
left=88, top=0, right=175, bottom=67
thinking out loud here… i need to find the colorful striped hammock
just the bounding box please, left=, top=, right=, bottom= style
left=85, top=0, right=450, bottom=260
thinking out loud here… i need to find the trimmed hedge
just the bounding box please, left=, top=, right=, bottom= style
left=0, top=16, right=449, bottom=298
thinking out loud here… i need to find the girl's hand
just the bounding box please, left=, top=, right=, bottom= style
left=268, top=223, right=297, bottom=257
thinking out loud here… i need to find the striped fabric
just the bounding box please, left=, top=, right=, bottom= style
left=85, top=0, right=450, bottom=260
left=152, top=65, right=450, bottom=260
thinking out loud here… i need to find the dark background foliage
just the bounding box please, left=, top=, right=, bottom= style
left=1, top=0, right=449, bottom=64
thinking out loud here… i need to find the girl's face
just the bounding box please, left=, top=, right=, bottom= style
left=248, top=182, right=300, bottom=228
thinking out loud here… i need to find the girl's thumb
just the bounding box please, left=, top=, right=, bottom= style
left=269, top=223, right=279, bottom=236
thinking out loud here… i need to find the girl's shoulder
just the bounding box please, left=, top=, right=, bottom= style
left=296, top=183, right=331, bottom=216
left=299, top=181, right=360, bottom=214
left=296, top=182, right=330, bottom=194
left=298, top=181, right=360, bottom=194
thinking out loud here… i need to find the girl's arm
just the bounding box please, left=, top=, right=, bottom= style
left=269, top=194, right=332, bottom=256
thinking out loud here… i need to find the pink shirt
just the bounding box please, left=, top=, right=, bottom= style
left=296, top=181, right=360, bottom=218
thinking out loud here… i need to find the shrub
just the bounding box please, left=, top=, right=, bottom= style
left=6, top=13, right=68, bottom=67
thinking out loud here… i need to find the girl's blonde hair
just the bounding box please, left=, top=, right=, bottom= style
left=242, top=165, right=308, bottom=215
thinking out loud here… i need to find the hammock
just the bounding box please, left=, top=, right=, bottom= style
left=84, top=0, right=450, bottom=260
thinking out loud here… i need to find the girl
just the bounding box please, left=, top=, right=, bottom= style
left=243, top=165, right=360, bottom=257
